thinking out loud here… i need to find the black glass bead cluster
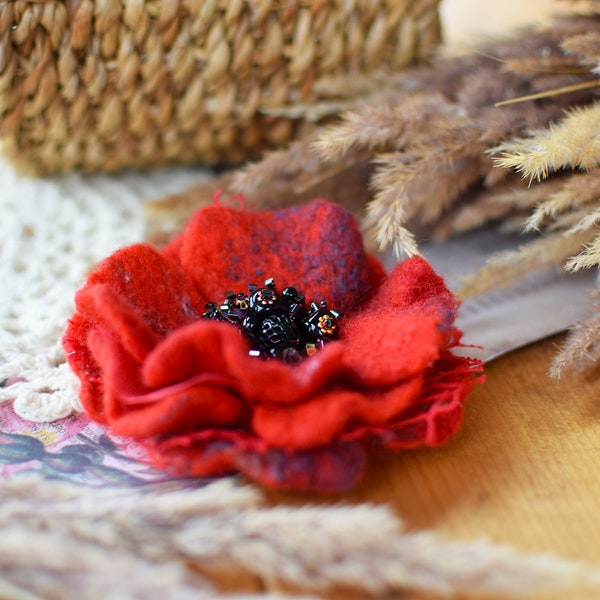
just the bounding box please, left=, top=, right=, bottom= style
left=202, top=278, right=342, bottom=362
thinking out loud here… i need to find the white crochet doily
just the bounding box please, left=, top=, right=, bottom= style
left=0, top=157, right=212, bottom=422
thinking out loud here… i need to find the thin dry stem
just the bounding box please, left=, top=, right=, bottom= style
left=485, top=53, right=589, bottom=75
left=551, top=290, right=600, bottom=377
left=525, top=171, right=600, bottom=230
left=494, top=80, right=600, bottom=107
left=566, top=232, right=600, bottom=270
left=458, top=229, right=596, bottom=297
left=433, top=177, right=560, bottom=238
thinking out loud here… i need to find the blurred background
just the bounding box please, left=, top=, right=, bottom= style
left=442, top=0, right=556, bottom=46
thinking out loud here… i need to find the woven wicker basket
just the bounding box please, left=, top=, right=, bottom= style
left=0, top=0, right=441, bottom=174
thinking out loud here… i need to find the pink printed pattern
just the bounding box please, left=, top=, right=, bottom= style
left=0, top=402, right=192, bottom=485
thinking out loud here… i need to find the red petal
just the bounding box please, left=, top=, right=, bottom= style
left=252, top=376, right=423, bottom=449
left=62, top=311, right=103, bottom=418
left=86, top=329, right=248, bottom=437
left=81, top=243, right=206, bottom=336
left=342, top=256, right=459, bottom=385
left=170, top=199, right=379, bottom=312
left=345, top=353, right=484, bottom=448
left=83, top=328, right=147, bottom=424
left=76, top=284, right=158, bottom=363
left=141, top=320, right=249, bottom=389
left=142, top=319, right=348, bottom=405
left=369, top=256, right=458, bottom=317
left=342, top=310, right=442, bottom=386
left=230, top=342, right=348, bottom=404
left=63, top=244, right=206, bottom=420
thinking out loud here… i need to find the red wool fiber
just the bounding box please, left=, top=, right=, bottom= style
left=63, top=199, right=483, bottom=492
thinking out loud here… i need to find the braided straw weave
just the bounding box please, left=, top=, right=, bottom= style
left=0, top=0, right=441, bottom=174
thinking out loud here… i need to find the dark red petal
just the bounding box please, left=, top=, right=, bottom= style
left=63, top=244, right=206, bottom=419
left=142, top=319, right=348, bottom=405
left=145, top=431, right=367, bottom=493
left=230, top=342, right=348, bottom=404
left=251, top=376, right=423, bottom=449
left=341, top=256, right=459, bottom=386
left=144, top=432, right=241, bottom=478
left=344, top=353, right=484, bottom=448
left=86, top=329, right=248, bottom=437
left=141, top=320, right=249, bottom=389
left=171, top=199, right=379, bottom=312
left=83, top=328, right=147, bottom=424
left=234, top=441, right=366, bottom=493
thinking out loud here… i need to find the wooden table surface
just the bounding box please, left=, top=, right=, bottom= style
left=350, top=334, right=600, bottom=561
left=268, top=334, right=600, bottom=599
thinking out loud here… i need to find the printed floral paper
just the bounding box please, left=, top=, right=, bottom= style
left=0, top=402, right=170, bottom=485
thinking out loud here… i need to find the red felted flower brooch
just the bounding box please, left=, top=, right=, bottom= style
left=63, top=199, right=482, bottom=492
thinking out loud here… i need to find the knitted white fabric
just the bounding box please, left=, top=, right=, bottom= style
left=0, top=157, right=211, bottom=422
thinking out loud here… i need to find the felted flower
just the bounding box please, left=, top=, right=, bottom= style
left=63, top=199, right=482, bottom=493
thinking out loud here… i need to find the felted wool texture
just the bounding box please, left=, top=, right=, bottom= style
left=0, top=157, right=213, bottom=422
left=63, top=199, right=482, bottom=492
left=164, top=200, right=383, bottom=312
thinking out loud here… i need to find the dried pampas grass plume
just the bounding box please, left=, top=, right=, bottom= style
left=1, top=477, right=600, bottom=599
left=492, top=102, right=600, bottom=180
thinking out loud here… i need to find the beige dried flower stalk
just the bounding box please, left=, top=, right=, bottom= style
left=315, top=13, right=600, bottom=375
left=524, top=171, right=600, bottom=230
left=458, top=171, right=600, bottom=296
left=147, top=17, right=600, bottom=242
left=459, top=230, right=597, bottom=297
left=550, top=290, right=600, bottom=376
left=493, top=103, right=600, bottom=181
left=1, top=476, right=600, bottom=599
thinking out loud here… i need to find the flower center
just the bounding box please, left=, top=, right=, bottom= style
left=202, top=278, right=342, bottom=362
